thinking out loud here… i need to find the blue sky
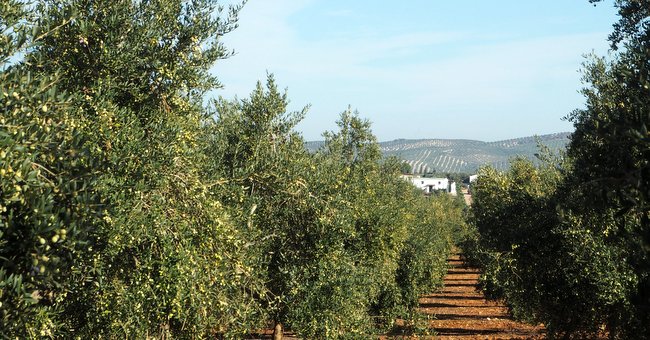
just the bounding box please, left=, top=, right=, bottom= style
left=211, top=1, right=618, bottom=142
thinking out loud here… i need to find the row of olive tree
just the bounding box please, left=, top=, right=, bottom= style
left=206, top=80, right=463, bottom=337
left=0, top=0, right=465, bottom=338
left=465, top=0, right=649, bottom=338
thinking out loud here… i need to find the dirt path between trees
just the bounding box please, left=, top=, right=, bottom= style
left=417, top=252, right=545, bottom=339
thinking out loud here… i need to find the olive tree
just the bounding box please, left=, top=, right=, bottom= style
left=2, top=0, right=261, bottom=337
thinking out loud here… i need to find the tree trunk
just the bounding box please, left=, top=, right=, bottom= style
left=273, top=322, right=283, bottom=340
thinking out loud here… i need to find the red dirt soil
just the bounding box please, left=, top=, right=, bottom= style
left=415, top=252, right=545, bottom=339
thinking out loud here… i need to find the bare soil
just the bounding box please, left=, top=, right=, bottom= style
left=462, top=188, right=473, bottom=206
left=414, top=253, right=545, bottom=339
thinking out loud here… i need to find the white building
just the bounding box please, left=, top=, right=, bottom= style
left=410, top=177, right=450, bottom=194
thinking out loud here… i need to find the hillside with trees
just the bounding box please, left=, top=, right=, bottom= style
left=307, top=132, right=570, bottom=174
left=381, top=133, right=570, bottom=174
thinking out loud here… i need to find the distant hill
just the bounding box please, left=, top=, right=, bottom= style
left=305, top=132, right=571, bottom=174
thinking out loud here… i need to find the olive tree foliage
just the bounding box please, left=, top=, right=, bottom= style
left=565, top=0, right=649, bottom=336
left=467, top=1, right=650, bottom=338
left=321, top=107, right=381, bottom=167
left=208, top=88, right=385, bottom=337
left=573, top=0, right=649, bottom=228
left=30, top=0, right=241, bottom=111
left=207, top=94, right=459, bottom=338
left=205, top=75, right=314, bottom=329
left=2, top=0, right=261, bottom=338
left=1, top=2, right=105, bottom=336
left=299, top=109, right=457, bottom=337
left=309, top=109, right=411, bottom=333
left=469, top=158, right=637, bottom=336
